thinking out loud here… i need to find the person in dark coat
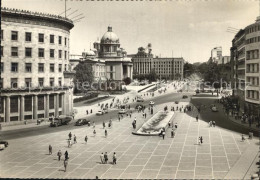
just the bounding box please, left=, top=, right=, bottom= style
left=57, top=150, right=62, bottom=161
left=64, top=150, right=68, bottom=160
left=49, top=145, right=52, bottom=155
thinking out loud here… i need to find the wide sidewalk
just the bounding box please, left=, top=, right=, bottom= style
left=0, top=100, right=258, bottom=179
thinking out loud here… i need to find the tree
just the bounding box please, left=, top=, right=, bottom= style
left=123, top=77, right=131, bottom=85
left=183, top=62, right=195, bottom=78
left=73, top=62, right=94, bottom=93
left=147, top=69, right=157, bottom=83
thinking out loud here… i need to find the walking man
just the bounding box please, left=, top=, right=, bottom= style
left=200, top=136, right=203, bottom=144
left=162, top=131, right=165, bottom=140
left=100, top=153, right=104, bottom=164
left=113, top=152, right=117, bottom=165
left=85, top=135, right=88, bottom=143
left=49, top=145, right=52, bottom=155
left=241, top=134, right=245, bottom=141
left=57, top=150, right=62, bottom=161
left=64, top=150, right=68, bottom=160
left=196, top=115, right=199, bottom=122
left=104, top=152, right=108, bottom=164
left=171, top=129, right=175, bottom=138
left=73, top=135, right=77, bottom=144
left=105, top=129, right=108, bottom=138
left=64, top=159, right=68, bottom=172
left=103, top=121, right=106, bottom=129
left=68, top=132, right=72, bottom=140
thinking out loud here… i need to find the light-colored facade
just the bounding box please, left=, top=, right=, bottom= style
left=0, top=7, right=74, bottom=123
left=211, top=47, right=222, bottom=64
left=131, top=44, right=184, bottom=80
left=231, top=16, right=260, bottom=115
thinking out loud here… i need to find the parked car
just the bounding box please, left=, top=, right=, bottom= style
left=149, top=101, right=155, bottom=105
left=0, top=140, right=9, bottom=148
left=96, top=110, right=104, bottom=115
left=182, top=95, right=188, bottom=99
left=137, top=97, right=144, bottom=102
left=118, top=109, right=127, bottom=114
left=75, top=119, right=90, bottom=126
left=103, top=108, right=108, bottom=114
left=50, top=115, right=73, bottom=127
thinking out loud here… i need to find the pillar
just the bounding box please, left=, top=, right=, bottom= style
left=61, top=93, right=65, bottom=114
left=5, top=96, right=10, bottom=122
left=20, top=95, right=24, bottom=121
left=45, top=94, right=49, bottom=118
left=33, top=95, right=38, bottom=119
left=55, top=93, right=59, bottom=117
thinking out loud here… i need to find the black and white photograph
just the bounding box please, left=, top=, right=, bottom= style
left=0, top=0, right=260, bottom=179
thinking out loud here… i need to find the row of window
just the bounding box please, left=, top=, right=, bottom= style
left=246, top=49, right=259, bottom=60
left=1, top=46, right=68, bottom=59
left=246, top=63, right=259, bottom=73
left=246, top=36, right=260, bottom=44
left=246, top=90, right=259, bottom=100
left=1, top=30, right=68, bottom=45
left=0, top=77, right=62, bottom=89
left=245, top=24, right=260, bottom=34
left=246, top=77, right=259, bottom=86
left=1, top=62, right=67, bottom=73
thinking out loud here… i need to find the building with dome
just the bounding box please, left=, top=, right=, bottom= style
left=0, top=7, right=75, bottom=124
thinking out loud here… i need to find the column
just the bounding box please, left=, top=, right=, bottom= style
left=55, top=93, right=59, bottom=117
left=20, top=95, right=24, bottom=121
left=5, top=96, right=10, bottom=123
left=61, top=93, right=65, bottom=114
left=33, top=95, right=38, bottom=119
left=45, top=94, right=49, bottom=118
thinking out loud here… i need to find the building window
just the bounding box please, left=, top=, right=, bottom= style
left=65, top=37, right=67, bottom=46
left=1, top=46, right=3, bottom=56
left=58, top=77, right=62, bottom=86
left=110, top=73, right=113, bottom=80
left=11, top=31, right=18, bottom=40
left=65, top=51, right=67, bottom=60
left=38, top=48, right=44, bottom=57
left=25, top=32, right=31, bottom=42
left=50, top=63, right=55, bottom=72
left=11, top=62, right=18, bottom=72
left=50, top=78, right=54, bottom=87
left=11, top=78, right=18, bottom=88
left=25, top=63, right=32, bottom=72
left=38, top=63, right=44, bottom=72
left=25, top=78, right=31, bottom=88
left=38, top=78, right=44, bottom=87
left=110, top=66, right=113, bottom=71
left=65, top=64, right=67, bottom=71
left=59, top=50, right=62, bottom=59
left=50, top=35, right=54, bottom=44
left=38, top=33, right=44, bottom=42
left=50, top=49, right=55, bottom=58
left=59, top=36, right=62, bottom=44
left=0, top=62, right=3, bottom=72
left=25, top=47, right=32, bottom=57
left=1, top=29, right=3, bottom=40
left=11, top=47, right=18, bottom=56
left=59, top=64, right=62, bottom=72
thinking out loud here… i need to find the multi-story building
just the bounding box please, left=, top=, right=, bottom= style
left=0, top=7, right=74, bottom=123
left=211, top=47, right=222, bottom=64
left=93, top=26, right=133, bottom=81
left=131, top=44, right=184, bottom=80
left=221, top=56, right=231, bottom=64
left=231, top=16, right=260, bottom=115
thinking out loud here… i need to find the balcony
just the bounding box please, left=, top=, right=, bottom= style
left=63, top=70, right=76, bottom=78
left=237, top=64, right=245, bottom=70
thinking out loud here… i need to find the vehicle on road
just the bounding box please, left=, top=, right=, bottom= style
left=103, top=107, right=108, bottom=113
left=177, top=89, right=183, bottom=92
left=182, top=95, right=188, bottom=99
left=137, top=97, right=144, bottom=102
left=135, top=104, right=145, bottom=111
left=0, top=140, right=9, bottom=149
left=50, top=115, right=73, bottom=127
left=118, top=109, right=127, bottom=114
left=175, top=101, right=179, bottom=104
left=139, top=81, right=146, bottom=86
left=75, top=119, right=90, bottom=126
left=96, top=110, right=104, bottom=115
left=210, top=105, right=218, bottom=112
left=149, top=101, right=155, bottom=105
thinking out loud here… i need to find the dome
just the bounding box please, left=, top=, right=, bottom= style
left=84, top=50, right=95, bottom=56
left=101, top=26, right=119, bottom=43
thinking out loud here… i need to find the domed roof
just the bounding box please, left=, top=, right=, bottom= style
left=83, top=50, right=95, bottom=57
left=101, top=26, right=119, bottom=43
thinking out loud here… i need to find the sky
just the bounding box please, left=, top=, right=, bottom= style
left=3, top=0, right=260, bottom=63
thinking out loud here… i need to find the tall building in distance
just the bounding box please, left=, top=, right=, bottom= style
left=211, top=46, right=222, bottom=64
left=0, top=7, right=75, bottom=123
left=131, top=44, right=184, bottom=80
left=231, top=15, right=260, bottom=115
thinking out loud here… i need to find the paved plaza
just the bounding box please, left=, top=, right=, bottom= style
left=0, top=102, right=258, bottom=179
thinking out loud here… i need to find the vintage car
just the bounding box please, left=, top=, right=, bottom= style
left=75, top=119, right=90, bottom=126
left=96, top=110, right=104, bottom=115
left=137, top=97, right=144, bottom=102
left=118, top=109, right=127, bottom=114
left=50, top=115, right=73, bottom=127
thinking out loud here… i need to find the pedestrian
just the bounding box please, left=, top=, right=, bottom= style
left=241, top=134, right=245, bottom=141
left=73, top=135, right=77, bottom=144
left=93, top=130, right=96, bottom=137
left=145, top=113, right=147, bottom=118
left=104, top=152, right=108, bottom=164
left=168, top=121, right=171, bottom=127
left=130, top=113, right=132, bottom=118
left=57, top=150, right=62, bottom=161
left=86, top=110, right=88, bottom=115
left=171, top=129, right=175, bottom=138
left=64, top=150, right=68, bottom=160
left=85, top=135, right=88, bottom=143
left=113, top=152, right=117, bottom=165
left=103, top=121, right=106, bottom=129
left=100, top=153, right=104, bottom=164
left=93, top=122, right=95, bottom=128
left=212, top=121, right=216, bottom=127
left=200, top=136, right=203, bottom=144
left=90, top=109, right=92, bottom=113
left=68, top=132, right=72, bottom=140
left=64, top=159, right=68, bottom=172
left=162, top=131, right=165, bottom=140
left=175, top=123, right=178, bottom=129
left=48, top=145, right=52, bottom=155
left=105, top=129, right=108, bottom=138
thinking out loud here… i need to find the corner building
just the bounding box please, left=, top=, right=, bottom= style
left=0, top=7, right=75, bottom=123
